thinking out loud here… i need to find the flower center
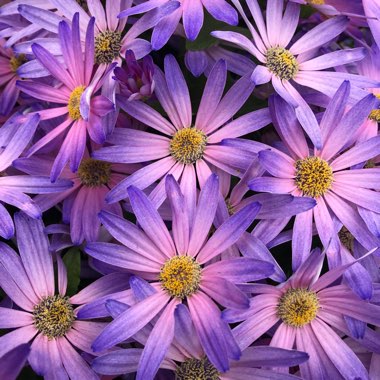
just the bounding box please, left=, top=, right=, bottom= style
left=338, top=226, right=354, bottom=252
left=226, top=199, right=235, bottom=215
left=277, top=288, right=319, bottom=328
left=266, top=47, right=299, bottom=80
left=176, top=357, right=219, bottom=380
left=95, top=30, right=122, bottom=65
left=10, top=54, right=27, bottom=72
left=33, top=295, right=75, bottom=339
left=170, top=128, right=207, bottom=165
left=369, top=95, right=380, bottom=122
left=295, top=156, right=333, bottom=198
left=77, top=158, right=111, bottom=187
left=159, top=256, right=201, bottom=299
left=308, top=0, right=325, bottom=4
left=68, top=86, right=85, bottom=120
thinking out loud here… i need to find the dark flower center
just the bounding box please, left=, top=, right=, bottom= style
left=295, top=156, right=333, bottom=198
left=277, top=288, right=319, bottom=328
left=159, top=256, right=201, bottom=299
left=77, top=158, right=112, bottom=187
left=10, top=54, right=27, bottom=72
left=95, top=30, right=122, bottom=64
left=33, top=295, right=75, bottom=339
left=338, top=226, right=354, bottom=252
left=176, top=357, right=219, bottom=380
left=266, top=47, right=299, bottom=80
left=170, top=128, right=207, bottom=164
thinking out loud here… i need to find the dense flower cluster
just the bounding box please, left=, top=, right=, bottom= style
left=1, top=0, right=380, bottom=379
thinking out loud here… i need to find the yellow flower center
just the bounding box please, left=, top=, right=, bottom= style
left=308, top=0, right=325, bottom=4
left=33, top=295, right=75, bottom=339
left=170, top=128, right=207, bottom=165
left=77, top=158, right=111, bottom=187
left=295, top=156, right=333, bottom=198
left=266, top=47, right=299, bottom=80
left=159, top=256, right=201, bottom=299
left=95, top=30, right=122, bottom=65
left=277, top=288, right=319, bottom=328
left=9, top=54, right=27, bottom=72
left=176, top=357, right=219, bottom=380
left=68, top=86, right=86, bottom=120
left=369, top=95, right=380, bottom=122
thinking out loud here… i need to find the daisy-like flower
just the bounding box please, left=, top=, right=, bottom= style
left=82, top=174, right=275, bottom=377
left=0, top=38, right=26, bottom=115
left=17, top=13, right=115, bottom=181
left=119, top=0, right=238, bottom=50
left=249, top=82, right=380, bottom=270
left=13, top=151, right=139, bottom=245
left=224, top=249, right=380, bottom=380
left=0, top=112, right=72, bottom=239
left=0, top=212, right=129, bottom=379
left=92, top=303, right=309, bottom=380
left=212, top=0, right=379, bottom=148
left=93, top=57, right=271, bottom=208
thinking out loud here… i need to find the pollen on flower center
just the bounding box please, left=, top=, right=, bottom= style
left=277, top=288, right=319, bottom=328
left=77, top=158, right=112, bottom=187
left=308, top=0, right=325, bottom=4
left=68, top=86, right=85, bottom=120
left=95, top=30, right=122, bottom=64
left=176, top=357, right=220, bottom=380
left=266, top=47, right=299, bottom=80
left=33, top=295, right=75, bottom=339
left=170, top=128, right=207, bottom=164
left=369, top=95, right=380, bottom=122
left=159, top=256, right=201, bottom=299
left=10, top=54, right=27, bottom=72
left=295, top=156, right=333, bottom=198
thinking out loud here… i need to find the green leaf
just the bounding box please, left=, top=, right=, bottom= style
left=62, top=248, right=81, bottom=297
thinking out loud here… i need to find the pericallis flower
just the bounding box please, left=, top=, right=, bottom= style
left=13, top=151, right=139, bottom=245
left=93, top=57, right=271, bottom=208
left=82, top=174, right=275, bottom=377
left=0, top=112, right=72, bottom=239
left=114, top=50, right=155, bottom=101
left=118, top=0, right=238, bottom=50
left=0, top=38, right=27, bottom=115
left=92, top=303, right=309, bottom=380
left=224, top=249, right=380, bottom=380
left=249, top=82, right=380, bottom=270
left=212, top=0, right=379, bottom=149
left=16, top=13, right=115, bottom=181
left=0, top=212, right=131, bottom=379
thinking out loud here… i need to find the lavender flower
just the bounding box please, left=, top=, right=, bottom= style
left=224, top=249, right=380, bottom=379
left=82, top=174, right=274, bottom=377
left=212, top=0, right=379, bottom=148
left=94, top=57, right=271, bottom=208
left=17, top=13, right=115, bottom=181
left=114, top=50, right=155, bottom=101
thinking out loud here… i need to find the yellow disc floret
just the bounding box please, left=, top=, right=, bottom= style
left=9, top=54, right=27, bottom=72
left=277, top=288, right=319, bottom=328
left=68, top=86, right=85, bottom=120
left=77, top=158, right=111, bottom=187
left=308, top=0, right=325, bottom=4
left=95, top=30, right=122, bottom=64
left=170, top=128, right=207, bottom=164
left=33, top=295, right=75, bottom=339
left=176, top=357, right=220, bottom=380
left=266, top=47, right=299, bottom=80
left=159, top=256, right=201, bottom=299
left=295, top=156, right=333, bottom=198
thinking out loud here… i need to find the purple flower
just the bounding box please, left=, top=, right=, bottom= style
left=249, top=82, right=380, bottom=270
left=16, top=13, right=115, bottom=181
left=82, top=174, right=274, bottom=377
left=114, top=50, right=155, bottom=101
left=13, top=151, right=139, bottom=245
left=119, top=0, right=238, bottom=50
left=0, top=112, right=72, bottom=239
left=0, top=212, right=125, bottom=379
left=212, top=0, right=379, bottom=148
left=0, top=344, right=30, bottom=380
left=225, top=249, right=380, bottom=379
left=93, top=56, right=271, bottom=208
left=92, top=303, right=309, bottom=379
